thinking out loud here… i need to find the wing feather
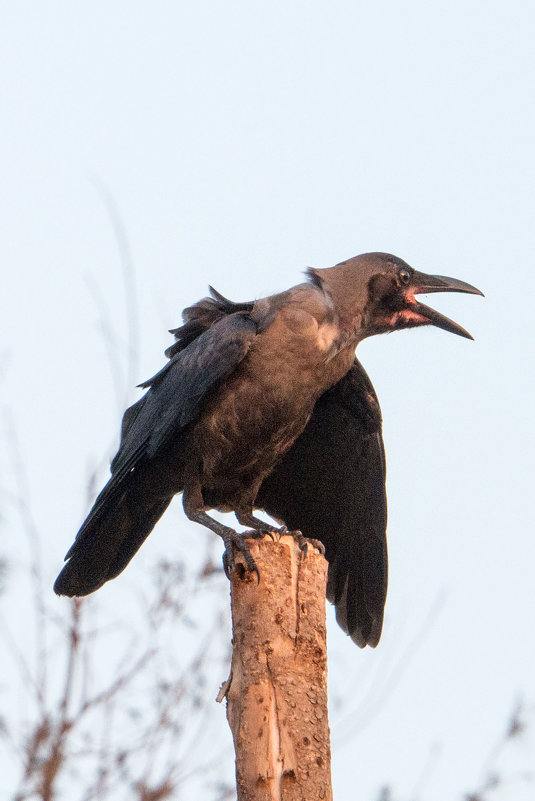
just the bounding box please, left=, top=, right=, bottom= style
left=256, top=360, right=388, bottom=647
left=63, top=313, right=257, bottom=563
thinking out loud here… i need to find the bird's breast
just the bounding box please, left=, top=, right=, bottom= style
left=187, top=315, right=356, bottom=496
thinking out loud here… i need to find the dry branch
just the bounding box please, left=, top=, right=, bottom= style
left=222, top=534, right=332, bottom=801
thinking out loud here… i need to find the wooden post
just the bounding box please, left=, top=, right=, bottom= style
left=221, top=534, right=333, bottom=801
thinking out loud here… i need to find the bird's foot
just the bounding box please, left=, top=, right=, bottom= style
left=246, top=523, right=287, bottom=542
left=222, top=530, right=260, bottom=582
left=285, top=530, right=326, bottom=557
left=235, top=511, right=284, bottom=541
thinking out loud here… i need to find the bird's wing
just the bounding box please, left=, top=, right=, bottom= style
left=66, top=312, right=258, bottom=557
left=256, top=359, right=387, bottom=647
left=165, top=287, right=255, bottom=358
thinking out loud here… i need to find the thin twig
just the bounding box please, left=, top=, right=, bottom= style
left=91, top=177, right=140, bottom=404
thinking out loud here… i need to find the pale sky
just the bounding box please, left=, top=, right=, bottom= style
left=1, top=2, right=534, bottom=799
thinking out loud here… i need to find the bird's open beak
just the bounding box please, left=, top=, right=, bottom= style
left=409, top=271, right=484, bottom=340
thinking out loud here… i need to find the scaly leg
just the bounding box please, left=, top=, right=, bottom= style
left=183, top=485, right=259, bottom=579
left=237, top=506, right=325, bottom=557
left=235, top=509, right=285, bottom=540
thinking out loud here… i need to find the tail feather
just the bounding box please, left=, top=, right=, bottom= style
left=105, top=497, right=172, bottom=582
left=326, top=536, right=387, bottom=649
left=54, top=495, right=172, bottom=597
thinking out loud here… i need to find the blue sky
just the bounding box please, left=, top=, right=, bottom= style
left=1, top=2, right=534, bottom=799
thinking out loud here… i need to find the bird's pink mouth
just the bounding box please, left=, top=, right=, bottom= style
left=399, top=274, right=483, bottom=339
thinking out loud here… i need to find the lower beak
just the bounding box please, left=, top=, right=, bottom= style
left=410, top=271, right=484, bottom=340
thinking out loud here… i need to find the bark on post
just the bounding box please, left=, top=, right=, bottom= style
left=221, top=534, right=333, bottom=801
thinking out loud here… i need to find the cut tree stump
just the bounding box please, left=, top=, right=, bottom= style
left=220, top=534, right=333, bottom=801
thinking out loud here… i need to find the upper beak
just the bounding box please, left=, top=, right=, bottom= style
left=409, top=271, right=484, bottom=340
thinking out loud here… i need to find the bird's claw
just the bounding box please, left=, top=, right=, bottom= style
left=222, top=531, right=260, bottom=583
left=285, top=530, right=326, bottom=557
left=246, top=524, right=286, bottom=542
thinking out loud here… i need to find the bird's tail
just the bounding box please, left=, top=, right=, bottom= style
left=54, top=491, right=172, bottom=597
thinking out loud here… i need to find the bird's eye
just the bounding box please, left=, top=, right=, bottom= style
left=398, top=268, right=411, bottom=286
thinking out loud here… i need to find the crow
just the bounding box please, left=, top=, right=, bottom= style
left=54, top=253, right=482, bottom=647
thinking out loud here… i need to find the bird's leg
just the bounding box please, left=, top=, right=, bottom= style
left=237, top=506, right=324, bottom=556
left=182, top=487, right=259, bottom=579
left=187, top=508, right=259, bottom=579
left=234, top=509, right=285, bottom=541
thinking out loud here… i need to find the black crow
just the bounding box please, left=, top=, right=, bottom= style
left=54, top=253, right=482, bottom=647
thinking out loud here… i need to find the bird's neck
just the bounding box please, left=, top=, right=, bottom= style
left=309, top=263, right=370, bottom=346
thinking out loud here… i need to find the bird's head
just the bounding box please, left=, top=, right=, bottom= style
left=312, top=253, right=483, bottom=340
